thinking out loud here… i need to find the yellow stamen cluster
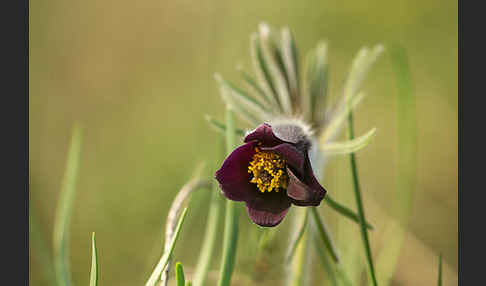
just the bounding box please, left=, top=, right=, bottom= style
left=248, top=147, right=288, bottom=193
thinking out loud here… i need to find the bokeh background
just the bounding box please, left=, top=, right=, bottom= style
left=29, top=0, right=457, bottom=285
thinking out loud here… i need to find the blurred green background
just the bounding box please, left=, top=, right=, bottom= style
left=29, top=0, right=457, bottom=285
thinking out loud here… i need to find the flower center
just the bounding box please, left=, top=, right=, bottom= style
left=248, top=147, right=288, bottom=193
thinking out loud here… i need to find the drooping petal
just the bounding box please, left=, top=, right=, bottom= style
left=244, top=123, right=283, bottom=147
left=215, top=142, right=258, bottom=201
left=245, top=191, right=292, bottom=227
left=260, top=143, right=305, bottom=174
left=286, top=157, right=326, bottom=206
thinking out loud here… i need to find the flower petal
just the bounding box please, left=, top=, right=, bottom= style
left=260, top=143, right=305, bottom=174
left=215, top=142, right=258, bottom=201
left=286, top=157, right=327, bottom=206
left=271, top=122, right=309, bottom=144
left=244, top=123, right=282, bottom=147
left=245, top=191, right=291, bottom=227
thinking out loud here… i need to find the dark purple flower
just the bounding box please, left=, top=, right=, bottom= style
left=215, top=123, right=327, bottom=227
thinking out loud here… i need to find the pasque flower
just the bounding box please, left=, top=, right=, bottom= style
left=215, top=122, right=326, bottom=227
left=209, top=22, right=383, bottom=227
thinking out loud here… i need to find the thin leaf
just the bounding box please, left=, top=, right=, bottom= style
left=53, top=126, right=83, bottom=286
left=29, top=206, right=57, bottom=286
left=312, top=232, right=338, bottom=286
left=215, top=73, right=270, bottom=119
left=256, top=228, right=277, bottom=252
left=161, top=173, right=211, bottom=286
left=302, top=50, right=314, bottom=121
left=89, top=232, right=98, bottom=286
left=344, top=45, right=384, bottom=102
left=258, top=23, right=292, bottom=114
left=145, top=208, right=189, bottom=286
left=285, top=210, right=308, bottom=264
left=215, top=74, right=261, bottom=125
left=193, top=185, right=222, bottom=286
left=324, top=195, right=374, bottom=230
left=186, top=282, right=192, bottom=286
left=312, top=42, right=329, bottom=122
left=302, top=42, right=328, bottom=123
left=347, top=110, right=378, bottom=286
left=280, top=27, right=299, bottom=104
left=238, top=68, right=275, bottom=109
left=217, top=108, right=240, bottom=286
left=251, top=227, right=280, bottom=282
left=204, top=115, right=245, bottom=137
left=250, top=33, right=280, bottom=108
left=287, top=208, right=311, bottom=286
left=321, top=128, right=377, bottom=155
left=310, top=208, right=340, bottom=262
left=270, top=34, right=291, bottom=98
left=176, top=262, right=186, bottom=286
left=438, top=253, right=443, bottom=286
left=376, top=45, right=416, bottom=286
left=319, top=91, right=366, bottom=144
left=335, top=264, right=354, bottom=286
left=319, top=44, right=383, bottom=143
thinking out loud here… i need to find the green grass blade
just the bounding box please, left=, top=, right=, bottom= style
left=438, top=253, right=443, bottom=286
left=347, top=111, right=378, bottom=286
left=217, top=108, right=240, bottom=286
left=176, top=262, right=186, bottom=286
left=29, top=206, right=57, bottom=286
left=53, top=126, right=83, bottom=286
left=321, top=128, right=377, bottom=155
left=312, top=233, right=338, bottom=286
left=145, top=208, right=189, bottom=286
left=324, top=195, right=374, bottom=230
left=161, top=170, right=210, bottom=286
left=437, top=253, right=442, bottom=286
left=193, top=185, right=222, bottom=286
left=310, top=208, right=339, bottom=262
left=89, top=232, right=98, bottom=286
left=186, top=282, right=192, bottom=286
left=285, top=210, right=308, bottom=264
left=375, top=44, right=416, bottom=285
left=335, top=264, right=354, bottom=286
left=204, top=115, right=245, bottom=137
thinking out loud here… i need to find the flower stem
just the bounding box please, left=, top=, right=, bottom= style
left=217, top=107, right=240, bottom=286
left=287, top=208, right=311, bottom=286
left=193, top=184, right=221, bottom=286
left=347, top=111, right=378, bottom=286
left=437, top=253, right=443, bottom=286
left=310, top=207, right=339, bottom=262
left=161, top=177, right=211, bottom=285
